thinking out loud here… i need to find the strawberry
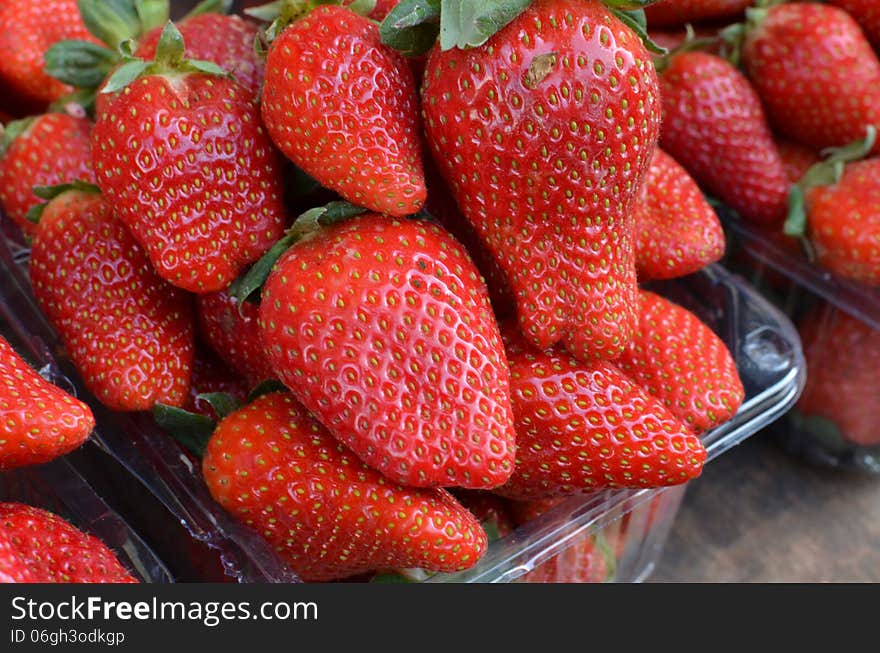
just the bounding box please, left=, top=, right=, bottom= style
left=29, top=187, right=194, bottom=411
left=92, top=23, right=287, bottom=293
left=0, top=502, right=137, bottom=583
left=634, top=148, right=724, bottom=281
left=492, top=324, right=705, bottom=501
left=202, top=392, right=488, bottom=581
left=0, top=0, right=100, bottom=112
left=135, top=13, right=263, bottom=98
left=827, top=0, right=880, bottom=50
left=0, top=334, right=94, bottom=471
left=422, top=0, right=660, bottom=362
left=260, top=5, right=425, bottom=217
left=344, top=0, right=400, bottom=21
left=186, top=347, right=249, bottom=421
left=196, top=289, right=277, bottom=387
left=259, top=213, right=516, bottom=489
left=796, top=304, right=880, bottom=447
left=658, top=51, right=790, bottom=225
left=0, top=111, right=95, bottom=237
left=775, top=138, right=820, bottom=184
left=742, top=3, right=880, bottom=156
left=645, top=0, right=751, bottom=29
left=617, top=290, right=744, bottom=434
left=451, top=490, right=515, bottom=540
left=0, top=524, right=32, bottom=582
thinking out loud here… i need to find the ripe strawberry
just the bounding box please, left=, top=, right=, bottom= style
left=202, top=392, right=488, bottom=581
left=261, top=6, right=425, bottom=217
left=344, top=0, right=400, bottom=21
left=0, top=112, right=94, bottom=237
left=186, top=347, right=249, bottom=421
left=0, top=0, right=100, bottom=112
left=827, top=0, right=880, bottom=50
left=0, top=502, right=137, bottom=583
left=802, top=158, right=880, bottom=285
left=136, top=13, right=264, bottom=98
left=645, top=0, right=751, bottom=28
left=0, top=525, right=32, bottom=582
left=259, top=213, right=516, bottom=489
left=634, top=148, right=724, bottom=281
left=29, top=188, right=194, bottom=411
left=422, top=0, right=660, bottom=362
left=0, top=334, right=94, bottom=471
left=659, top=51, right=790, bottom=225
left=742, top=3, right=880, bottom=156
left=492, top=324, right=705, bottom=501
left=617, top=290, right=744, bottom=434
left=775, top=138, right=820, bottom=184
left=92, top=24, right=287, bottom=293
left=451, top=490, right=515, bottom=540
left=196, top=289, right=277, bottom=387
left=796, top=304, right=880, bottom=447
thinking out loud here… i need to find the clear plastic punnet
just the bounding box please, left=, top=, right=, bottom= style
left=2, top=204, right=805, bottom=581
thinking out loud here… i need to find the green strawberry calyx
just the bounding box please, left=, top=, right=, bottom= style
left=25, top=180, right=102, bottom=225
left=246, top=0, right=377, bottom=51
left=0, top=117, right=36, bottom=158
left=784, top=126, right=877, bottom=239
left=228, top=200, right=368, bottom=309
left=653, top=24, right=719, bottom=73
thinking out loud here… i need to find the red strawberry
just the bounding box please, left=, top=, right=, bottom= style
left=29, top=188, right=194, bottom=411
left=202, top=392, right=488, bottom=581
left=344, top=0, right=400, bottom=21
left=261, top=6, right=425, bottom=217
left=136, top=13, right=264, bottom=98
left=0, top=524, right=32, bottom=582
left=0, top=502, right=137, bottom=583
left=645, top=0, right=751, bottom=28
left=422, top=0, right=660, bottom=362
left=0, top=334, right=94, bottom=471
left=0, top=112, right=94, bottom=237
left=796, top=304, right=880, bottom=447
left=775, top=138, right=820, bottom=184
left=802, top=158, right=880, bottom=285
left=0, top=0, right=100, bottom=112
left=492, top=324, right=706, bottom=501
left=451, top=490, right=515, bottom=540
left=742, top=3, right=880, bottom=156
left=659, top=51, right=790, bottom=225
left=196, top=289, right=277, bottom=387
left=827, top=0, right=880, bottom=50
left=186, top=347, right=249, bottom=420
left=634, top=148, right=724, bottom=281
left=92, top=24, right=287, bottom=293
left=259, top=214, right=516, bottom=489
left=617, top=290, right=744, bottom=434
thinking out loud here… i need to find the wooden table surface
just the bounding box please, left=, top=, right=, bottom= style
left=651, top=431, right=880, bottom=582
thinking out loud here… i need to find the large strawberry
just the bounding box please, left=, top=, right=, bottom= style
left=795, top=303, right=880, bottom=447
left=422, top=0, right=660, bottom=362
left=827, top=0, right=880, bottom=50
left=259, top=212, right=516, bottom=489
left=617, top=290, right=744, bottom=434
left=659, top=51, right=790, bottom=225
left=645, top=0, right=751, bottom=28
left=202, top=392, right=488, bottom=581
left=0, top=503, right=137, bottom=583
left=92, top=23, right=286, bottom=293
left=29, top=186, right=194, bottom=411
left=492, top=324, right=706, bottom=501
left=260, top=4, right=425, bottom=217
left=742, top=3, right=880, bottom=156
left=0, top=111, right=94, bottom=237
left=775, top=138, right=820, bottom=184
left=0, top=0, right=100, bottom=113
left=196, top=289, right=277, bottom=387
left=634, top=148, right=724, bottom=281
left=186, top=346, right=249, bottom=421
left=0, top=334, right=94, bottom=471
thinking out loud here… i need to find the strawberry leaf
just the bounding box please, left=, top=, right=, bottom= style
left=601, top=0, right=662, bottom=9
left=246, top=379, right=288, bottom=402
left=100, top=59, right=150, bottom=94
left=228, top=232, right=296, bottom=308
left=153, top=403, right=215, bottom=459
left=608, top=9, right=666, bottom=55
left=77, top=0, right=144, bottom=49
left=439, top=0, right=529, bottom=51
left=380, top=0, right=441, bottom=56
left=44, top=40, right=119, bottom=88
left=346, top=0, right=378, bottom=17
left=183, top=0, right=234, bottom=20
left=0, top=117, right=35, bottom=156
left=133, top=0, right=170, bottom=33
left=195, top=392, right=241, bottom=420
left=188, top=59, right=232, bottom=76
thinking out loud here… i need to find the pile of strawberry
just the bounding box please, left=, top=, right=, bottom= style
left=0, top=0, right=751, bottom=583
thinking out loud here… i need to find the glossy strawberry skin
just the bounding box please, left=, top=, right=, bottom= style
left=261, top=6, right=425, bottom=217
left=93, top=74, right=287, bottom=293
left=659, top=51, right=790, bottom=225
left=828, top=0, right=880, bottom=50
left=634, top=148, right=724, bottom=281
left=0, top=113, right=95, bottom=236
left=493, top=326, right=706, bottom=501
left=196, top=289, right=277, bottom=387
left=0, top=503, right=137, bottom=583
left=344, top=0, right=400, bottom=20
left=186, top=347, right=249, bottom=420
left=136, top=13, right=264, bottom=98
left=0, top=0, right=100, bottom=112
left=259, top=214, right=517, bottom=489
left=645, top=0, right=751, bottom=28
left=0, top=335, right=94, bottom=471
left=743, top=4, right=880, bottom=156
left=202, top=393, right=488, bottom=582
left=422, top=0, right=660, bottom=362
left=0, top=524, right=32, bottom=582
left=29, top=190, right=194, bottom=411
left=617, top=290, right=744, bottom=434
left=806, top=158, right=880, bottom=285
